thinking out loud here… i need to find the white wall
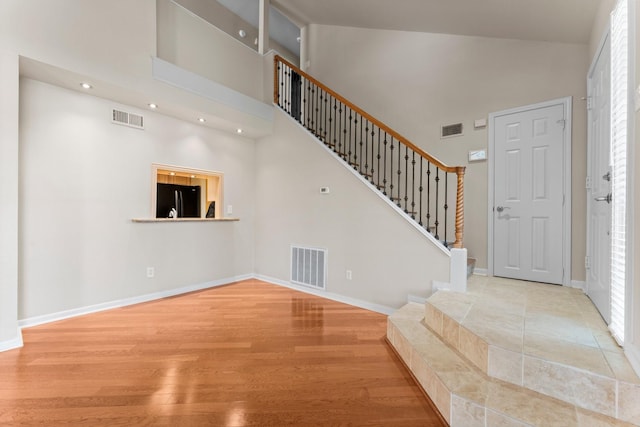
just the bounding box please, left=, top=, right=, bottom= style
left=306, top=25, right=590, bottom=280
left=18, top=79, right=256, bottom=320
left=630, top=0, right=640, bottom=376
left=157, top=0, right=265, bottom=101
left=254, top=110, right=450, bottom=309
left=0, top=0, right=155, bottom=84
left=0, top=50, right=20, bottom=348
left=589, top=0, right=616, bottom=59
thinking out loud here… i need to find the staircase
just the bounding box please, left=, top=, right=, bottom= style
left=274, top=55, right=466, bottom=250
left=388, top=275, right=640, bottom=426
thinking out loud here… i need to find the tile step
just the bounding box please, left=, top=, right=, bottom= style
left=422, top=278, right=640, bottom=423
left=388, top=303, right=638, bottom=426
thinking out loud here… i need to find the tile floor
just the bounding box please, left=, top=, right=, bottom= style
left=390, top=275, right=640, bottom=426
left=427, top=276, right=639, bottom=385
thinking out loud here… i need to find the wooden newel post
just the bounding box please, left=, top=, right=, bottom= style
left=453, top=166, right=465, bottom=249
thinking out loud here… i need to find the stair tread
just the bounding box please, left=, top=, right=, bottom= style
left=425, top=278, right=639, bottom=384
left=388, top=303, right=638, bottom=427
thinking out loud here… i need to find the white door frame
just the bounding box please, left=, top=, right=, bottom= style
left=586, top=30, right=611, bottom=323
left=487, top=97, right=572, bottom=286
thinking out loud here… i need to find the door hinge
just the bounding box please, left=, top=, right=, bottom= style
left=557, top=119, right=566, bottom=129
left=587, top=96, right=593, bottom=110
left=585, top=256, right=591, bottom=270
left=586, top=176, right=592, bottom=189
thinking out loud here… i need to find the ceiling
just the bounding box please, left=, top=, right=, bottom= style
left=272, top=0, right=603, bottom=44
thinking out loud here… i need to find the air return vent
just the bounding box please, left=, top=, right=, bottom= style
left=112, top=109, right=144, bottom=130
left=441, top=123, right=463, bottom=138
left=291, top=246, right=327, bottom=290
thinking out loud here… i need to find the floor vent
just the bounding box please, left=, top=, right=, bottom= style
left=441, top=122, right=463, bottom=138
left=112, top=109, right=144, bottom=130
left=291, top=246, right=327, bottom=290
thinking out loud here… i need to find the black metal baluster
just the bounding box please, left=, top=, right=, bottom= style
left=376, top=129, right=381, bottom=190
left=354, top=113, right=359, bottom=170
left=383, top=132, right=388, bottom=195
left=360, top=114, right=365, bottom=174
left=323, top=90, right=328, bottom=142
left=276, top=63, right=281, bottom=107
left=403, top=145, right=408, bottom=211
left=331, top=98, right=337, bottom=149
left=411, top=151, right=416, bottom=219
left=389, top=136, right=395, bottom=201
left=419, top=158, right=423, bottom=225
left=314, top=83, right=319, bottom=136
left=284, top=67, right=289, bottom=114
left=427, top=163, right=431, bottom=233
left=435, top=168, right=440, bottom=241
left=347, top=107, right=352, bottom=165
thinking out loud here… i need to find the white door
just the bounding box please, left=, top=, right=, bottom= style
left=492, top=103, right=566, bottom=284
left=586, top=35, right=611, bottom=324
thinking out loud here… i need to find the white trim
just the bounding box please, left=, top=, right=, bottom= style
left=570, top=280, right=586, bottom=292
left=278, top=109, right=451, bottom=257
left=152, top=57, right=274, bottom=122
left=18, top=274, right=253, bottom=329
left=254, top=274, right=395, bottom=315
left=487, top=97, right=573, bottom=286
left=407, top=294, right=429, bottom=304
left=625, top=345, right=640, bottom=377
left=473, top=268, right=488, bottom=276
left=624, top=0, right=636, bottom=358
left=0, top=329, right=23, bottom=352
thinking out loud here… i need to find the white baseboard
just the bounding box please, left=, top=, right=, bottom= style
left=18, top=274, right=254, bottom=329
left=0, top=329, right=23, bottom=352
left=570, top=280, right=586, bottom=291
left=472, top=268, right=488, bottom=276
left=253, top=274, right=395, bottom=315
left=625, top=344, right=640, bottom=378
left=407, top=294, right=429, bottom=304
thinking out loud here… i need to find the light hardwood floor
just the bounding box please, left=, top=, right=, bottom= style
left=0, top=280, right=445, bottom=426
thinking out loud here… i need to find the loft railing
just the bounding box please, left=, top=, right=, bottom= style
left=274, top=55, right=465, bottom=249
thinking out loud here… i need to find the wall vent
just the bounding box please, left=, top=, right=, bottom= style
left=112, top=109, right=144, bottom=130
left=441, top=123, right=463, bottom=138
left=291, top=246, right=327, bottom=290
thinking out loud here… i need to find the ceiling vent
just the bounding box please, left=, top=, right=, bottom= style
left=441, top=123, right=463, bottom=139
left=112, top=109, right=144, bottom=130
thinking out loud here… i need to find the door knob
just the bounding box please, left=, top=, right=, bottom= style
left=602, top=172, right=611, bottom=181
left=594, top=194, right=612, bottom=203
left=496, top=206, right=508, bottom=212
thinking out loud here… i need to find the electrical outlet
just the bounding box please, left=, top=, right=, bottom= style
left=346, top=270, right=352, bottom=280
left=146, top=267, right=155, bottom=278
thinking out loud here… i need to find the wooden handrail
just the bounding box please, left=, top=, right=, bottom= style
left=274, top=55, right=462, bottom=174
left=275, top=55, right=465, bottom=249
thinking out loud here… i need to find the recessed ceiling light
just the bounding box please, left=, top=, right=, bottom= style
left=198, top=117, right=206, bottom=123
left=238, top=29, right=246, bottom=38
left=148, top=103, right=158, bottom=109
left=81, top=82, right=92, bottom=89
left=296, top=37, right=301, bottom=43
left=237, top=128, right=243, bottom=134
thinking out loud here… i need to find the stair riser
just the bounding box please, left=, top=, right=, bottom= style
left=424, top=301, right=640, bottom=424
left=388, top=310, right=639, bottom=426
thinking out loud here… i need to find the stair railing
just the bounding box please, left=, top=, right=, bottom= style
left=274, top=55, right=465, bottom=249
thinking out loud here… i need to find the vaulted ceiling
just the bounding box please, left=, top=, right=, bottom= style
left=273, top=0, right=604, bottom=44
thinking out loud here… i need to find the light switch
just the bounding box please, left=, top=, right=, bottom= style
left=474, top=119, right=487, bottom=129
left=227, top=205, right=233, bottom=215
